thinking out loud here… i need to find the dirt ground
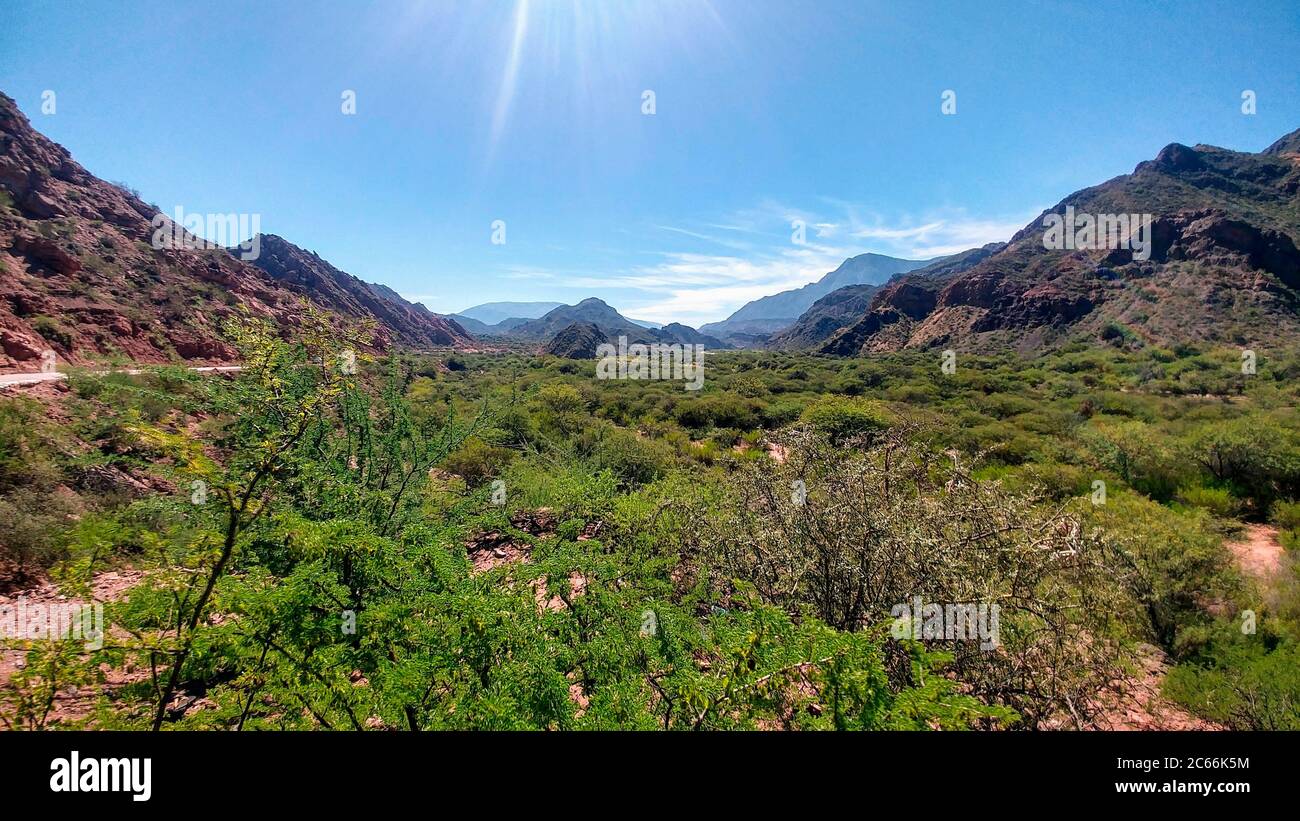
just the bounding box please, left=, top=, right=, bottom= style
left=1226, top=524, right=1286, bottom=579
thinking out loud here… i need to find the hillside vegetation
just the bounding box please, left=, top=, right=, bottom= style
left=3, top=315, right=1298, bottom=730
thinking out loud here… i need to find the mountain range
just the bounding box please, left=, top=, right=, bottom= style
left=504, top=298, right=724, bottom=351
left=455, top=301, right=563, bottom=325
left=450, top=300, right=664, bottom=338
left=3, top=86, right=1298, bottom=370
left=699, top=252, right=938, bottom=343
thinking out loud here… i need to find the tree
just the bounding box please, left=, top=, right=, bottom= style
left=685, top=427, right=1133, bottom=727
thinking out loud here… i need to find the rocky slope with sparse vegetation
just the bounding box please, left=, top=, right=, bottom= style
left=0, top=92, right=472, bottom=372
left=817, top=132, right=1300, bottom=355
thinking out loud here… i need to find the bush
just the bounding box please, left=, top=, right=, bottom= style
left=673, top=393, right=759, bottom=431
left=443, top=438, right=514, bottom=487
left=799, top=397, right=893, bottom=444
left=1165, top=632, right=1300, bottom=730
left=532, top=384, right=588, bottom=436
left=31, top=316, right=73, bottom=349
left=688, top=428, right=1132, bottom=727
left=1175, top=484, right=1242, bottom=519
left=1271, top=499, right=1300, bottom=532
left=578, top=425, right=673, bottom=487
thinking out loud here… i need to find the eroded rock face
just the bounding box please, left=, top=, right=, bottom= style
left=0, top=328, right=47, bottom=362
left=815, top=132, right=1300, bottom=355
left=1155, top=210, right=1300, bottom=287
left=11, top=235, right=80, bottom=275
left=0, top=92, right=474, bottom=371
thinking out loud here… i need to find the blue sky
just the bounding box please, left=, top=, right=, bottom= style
left=2, top=0, right=1298, bottom=325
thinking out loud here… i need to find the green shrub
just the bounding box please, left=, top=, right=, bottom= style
left=443, top=438, right=514, bottom=487
left=1175, top=484, right=1242, bottom=519
left=31, top=315, right=73, bottom=349
left=578, top=425, right=672, bottom=487
left=799, top=396, right=893, bottom=444
left=1271, top=499, right=1300, bottom=532
left=1165, top=631, right=1300, bottom=730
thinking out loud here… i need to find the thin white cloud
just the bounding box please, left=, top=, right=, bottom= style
left=655, top=225, right=753, bottom=251
left=565, top=241, right=865, bottom=326
left=459, top=203, right=1041, bottom=327
left=851, top=221, right=947, bottom=240
left=846, top=211, right=1036, bottom=258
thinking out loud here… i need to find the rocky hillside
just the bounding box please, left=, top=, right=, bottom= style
left=541, top=321, right=609, bottom=359
left=816, top=244, right=1005, bottom=354
left=821, top=133, right=1300, bottom=355
left=248, top=234, right=470, bottom=349
left=767, top=284, right=881, bottom=350
left=0, top=92, right=471, bottom=371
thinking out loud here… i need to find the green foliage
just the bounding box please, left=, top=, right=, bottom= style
left=6, top=334, right=1300, bottom=730
left=1083, top=491, right=1235, bottom=651
left=1175, top=483, right=1242, bottom=518
left=798, top=396, right=893, bottom=444
left=31, top=315, right=73, bottom=349
left=1165, top=628, right=1300, bottom=730
left=443, top=438, right=513, bottom=487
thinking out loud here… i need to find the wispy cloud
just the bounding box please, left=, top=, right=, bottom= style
left=562, top=241, right=868, bottom=326
left=604, top=204, right=1036, bottom=325
left=848, top=211, right=1035, bottom=258
left=467, top=201, right=1039, bottom=326
left=654, top=225, right=754, bottom=251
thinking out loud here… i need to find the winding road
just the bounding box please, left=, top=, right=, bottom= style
left=0, top=365, right=242, bottom=388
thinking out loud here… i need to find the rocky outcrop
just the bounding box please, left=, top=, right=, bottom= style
left=768, top=285, right=880, bottom=350
left=541, top=322, right=609, bottom=359
left=817, top=132, right=1300, bottom=355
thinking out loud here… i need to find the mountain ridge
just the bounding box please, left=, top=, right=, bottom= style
left=818, top=136, right=1300, bottom=355
left=0, top=91, right=472, bottom=370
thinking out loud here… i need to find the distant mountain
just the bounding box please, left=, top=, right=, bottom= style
left=446, top=314, right=495, bottom=336
left=701, top=252, right=939, bottom=341
left=509, top=298, right=658, bottom=342
left=695, top=318, right=788, bottom=349
left=513, top=298, right=729, bottom=353
left=541, top=322, right=609, bottom=359
left=660, top=322, right=725, bottom=348
left=0, top=92, right=471, bottom=370
left=822, top=129, right=1300, bottom=355
left=447, top=314, right=536, bottom=336
left=457, top=301, right=563, bottom=325
left=629, top=318, right=663, bottom=329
